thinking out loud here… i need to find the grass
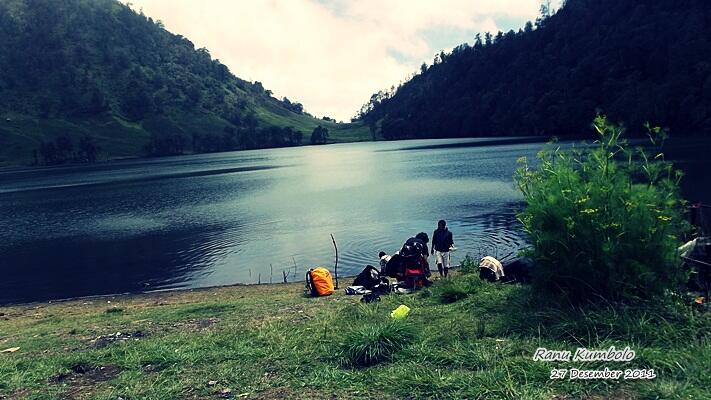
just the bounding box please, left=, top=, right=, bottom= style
left=0, top=273, right=708, bottom=399
left=341, top=319, right=416, bottom=367
left=430, top=278, right=471, bottom=304
left=0, top=113, right=148, bottom=167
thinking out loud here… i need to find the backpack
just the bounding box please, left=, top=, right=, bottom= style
left=306, top=267, right=335, bottom=297
left=383, top=254, right=405, bottom=278
left=502, top=257, right=535, bottom=283
left=402, top=264, right=426, bottom=288
left=352, top=265, right=381, bottom=290
left=401, top=238, right=425, bottom=259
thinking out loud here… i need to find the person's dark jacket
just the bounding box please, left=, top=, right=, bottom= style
left=353, top=265, right=381, bottom=289
left=432, top=228, right=453, bottom=252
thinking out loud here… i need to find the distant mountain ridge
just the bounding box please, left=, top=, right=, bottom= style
left=358, top=0, right=711, bottom=139
left=0, top=0, right=365, bottom=166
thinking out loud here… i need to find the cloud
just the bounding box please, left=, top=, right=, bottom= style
left=127, top=0, right=545, bottom=120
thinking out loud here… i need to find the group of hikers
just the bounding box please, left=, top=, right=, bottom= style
left=354, top=218, right=535, bottom=295
left=306, top=218, right=534, bottom=298
left=307, top=219, right=456, bottom=298
left=350, top=219, right=456, bottom=295
left=382, top=219, right=454, bottom=278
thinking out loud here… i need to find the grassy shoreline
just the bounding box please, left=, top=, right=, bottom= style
left=1, top=271, right=708, bottom=400
left=0, top=111, right=371, bottom=168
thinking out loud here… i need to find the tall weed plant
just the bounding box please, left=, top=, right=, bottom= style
left=515, top=116, right=690, bottom=303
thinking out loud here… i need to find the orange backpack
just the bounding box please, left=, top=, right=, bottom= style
left=306, top=267, right=335, bottom=297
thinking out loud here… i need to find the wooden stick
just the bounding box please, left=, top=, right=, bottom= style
left=270, top=264, right=273, bottom=284
left=331, top=234, right=339, bottom=289
left=282, top=270, right=288, bottom=283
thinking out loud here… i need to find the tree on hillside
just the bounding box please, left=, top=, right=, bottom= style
left=310, top=126, right=329, bottom=145
left=38, top=141, right=59, bottom=165
left=289, top=128, right=303, bottom=145
left=282, top=97, right=304, bottom=114
left=78, top=135, right=100, bottom=162
left=38, top=134, right=75, bottom=165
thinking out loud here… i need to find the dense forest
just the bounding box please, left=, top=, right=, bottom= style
left=358, top=0, right=711, bottom=139
left=0, top=0, right=363, bottom=166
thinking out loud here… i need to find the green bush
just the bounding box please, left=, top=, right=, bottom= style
left=514, top=116, right=690, bottom=303
left=342, top=321, right=416, bottom=367
left=459, top=254, right=479, bottom=274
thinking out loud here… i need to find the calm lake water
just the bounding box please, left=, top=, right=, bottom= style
left=1, top=137, right=709, bottom=304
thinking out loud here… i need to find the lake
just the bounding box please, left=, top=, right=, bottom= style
left=1, top=137, right=709, bottom=304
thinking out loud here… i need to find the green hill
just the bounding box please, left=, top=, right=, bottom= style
left=358, top=0, right=711, bottom=139
left=0, top=0, right=367, bottom=166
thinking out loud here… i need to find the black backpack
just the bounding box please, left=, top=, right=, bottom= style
left=352, top=265, right=381, bottom=290
left=383, top=254, right=404, bottom=278
left=401, top=237, right=425, bottom=259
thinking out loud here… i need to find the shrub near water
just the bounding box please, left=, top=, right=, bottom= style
left=515, top=116, right=690, bottom=303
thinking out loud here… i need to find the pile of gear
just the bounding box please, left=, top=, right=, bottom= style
left=305, top=234, right=435, bottom=303
left=304, top=230, right=536, bottom=305
left=350, top=234, right=434, bottom=303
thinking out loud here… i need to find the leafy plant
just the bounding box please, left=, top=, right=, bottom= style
left=459, top=254, right=479, bottom=274
left=514, top=116, right=690, bottom=303
left=342, top=321, right=415, bottom=367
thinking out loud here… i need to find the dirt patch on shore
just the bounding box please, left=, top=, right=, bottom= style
left=49, top=364, right=121, bottom=399
left=173, top=317, right=220, bottom=331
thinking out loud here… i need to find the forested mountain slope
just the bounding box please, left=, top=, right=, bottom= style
left=0, top=0, right=364, bottom=166
left=359, top=0, right=711, bottom=139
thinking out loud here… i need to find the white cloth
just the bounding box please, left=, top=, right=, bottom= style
left=435, top=250, right=450, bottom=269
left=379, top=254, right=392, bottom=271
left=479, top=256, right=505, bottom=280
left=678, top=238, right=697, bottom=258
left=345, top=286, right=371, bottom=295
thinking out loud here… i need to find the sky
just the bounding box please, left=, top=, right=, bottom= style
left=127, top=0, right=559, bottom=121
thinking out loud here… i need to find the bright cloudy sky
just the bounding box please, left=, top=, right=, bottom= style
left=127, top=0, right=559, bottom=121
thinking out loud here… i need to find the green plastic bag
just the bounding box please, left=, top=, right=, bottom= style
left=390, top=304, right=411, bottom=320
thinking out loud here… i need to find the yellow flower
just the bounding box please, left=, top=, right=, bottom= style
left=657, top=215, right=672, bottom=222
left=581, top=208, right=598, bottom=214
left=576, top=196, right=590, bottom=204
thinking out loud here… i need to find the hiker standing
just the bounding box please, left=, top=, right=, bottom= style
left=432, top=220, right=454, bottom=277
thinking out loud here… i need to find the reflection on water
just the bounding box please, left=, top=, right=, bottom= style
left=0, top=137, right=708, bottom=304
